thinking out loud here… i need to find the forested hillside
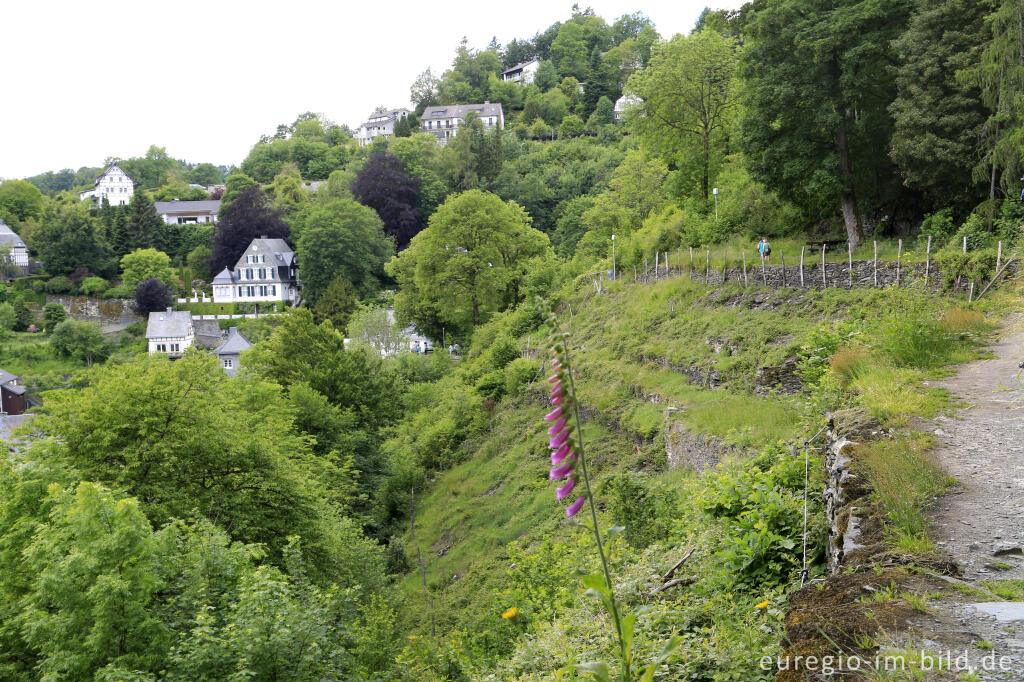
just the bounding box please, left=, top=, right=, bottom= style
left=1, top=1, right=1024, bottom=680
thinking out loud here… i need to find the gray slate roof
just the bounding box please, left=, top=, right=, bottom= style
left=500, top=59, right=538, bottom=76
left=234, top=238, right=295, bottom=271
left=216, top=327, right=252, bottom=356
left=145, top=310, right=194, bottom=339
left=0, top=369, right=25, bottom=395
left=0, top=221, right=26, bottom=249
left=421, top=103, right=503, bottom=120
left=212, top=267, right=234, bottom=284
left=153, top=199, right=221, bottom=214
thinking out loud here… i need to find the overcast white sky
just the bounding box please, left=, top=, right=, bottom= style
left=1, top=0, right=741, bottom=180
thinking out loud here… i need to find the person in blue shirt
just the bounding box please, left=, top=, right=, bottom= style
left=757, top=237, right=772, bottom=263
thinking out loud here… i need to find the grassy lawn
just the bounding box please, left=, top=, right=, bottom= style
left=0, top=332, right=86, bottom=391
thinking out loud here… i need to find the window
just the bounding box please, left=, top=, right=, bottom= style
left=247, top=286, right=255, bottom=297
left=224, top=358, right=233, bottom=368
left=270, top=285, right=276, bottom=296
left=171, top=343, right=180, bottom=352
left=258, top=268, right=265, bottom=279
left=246, top=268, right=253, bottom=280
left=238, top=286, right=244, bottom=297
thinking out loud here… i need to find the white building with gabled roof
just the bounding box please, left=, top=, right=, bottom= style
left=211, top=237, right=301, bottom=305
left=420, top=102, right=503, bottom=144
left=79, top=162, right=134, bottom=206
left=146, top=308, right=194, bottom=358
left=0, top=220, right=29, bottom=269
left=500, top=58, right=540, bottom=84
left=354, top=107, right=411, bottom=147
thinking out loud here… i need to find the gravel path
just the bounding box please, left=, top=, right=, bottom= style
left=901, top=316, right=1024, bottom=679
left=928, top=316, right=1024, bottom=581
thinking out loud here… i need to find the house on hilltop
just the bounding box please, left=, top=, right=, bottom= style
left=420, top=102, right=503, bottom=144
left=0, top=220, right=30, bottom=274
left=500, top=59, right=540, bottom=84
left=154, top=199, right=221, bottom=225
left=614, top=94, right=641, bottom=123
left=79, top=162, right=134, bottom=206
left=211, top=237, right=300, bottom=306
left=146, top=308, right=194, bottom=358
left=354, top=107, right=411, bottom=147
left=215, top=327, right=251, bottom=377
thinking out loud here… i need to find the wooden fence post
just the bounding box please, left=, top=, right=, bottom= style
left=633, top=265, right=637, bottom=283
left=722, top=251, right=728, bottom=282
left=742, top=251, right=748, bottom=286
left=925, top=236, right=932, bottom=288
left=780, top=250, right=786, bottom=286
left=896, top=239, right=903, bottom=287
left=997, top=241, right=1003, bottom=274
left=761, top=251, right=768, bottom=286
left=848, top=242, right=853, bottom=288
left=968, top=281, right=974, bottom=303
left=963, top=235, right=968, bottom=253
left=644, top=258, right=648, bottom=277
left=706, top=250, right=711, bottom=283
left=665, top=252, right=669, bottom=275
left=655, top=251, right=659, bottom=276
left=689, top=247, right=693, bottom=269
left=873, top=241, right=878, bottom=287
left=821, top=244, right=827, bottom=287
left=800, top=246, right=805, bottom=287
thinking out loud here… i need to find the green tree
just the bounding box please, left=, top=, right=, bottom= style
left=120, top=248, right=174, bottom=287
left=559, top=114, right=585, bottom=137
left=386, top=190, right=550, bottom=334
left=889, top=0, right=990, bottom=209
left=0, top=302, right=16, bottom=330
left=313, top=276, right=358, bottom=329
left=629, top=29, right=740, bottom=200
left=185, top=245, right=212, bottom=282
left=220, top=171, right=259, bottom=208
left=16, top=482, right=168, bottom=680
left=295, top=199, right=393, bottom=302
left=587, top=95, right=616, bottom=128
left=960, top=0, right=1024, bottom=205
left=50, top=319, right=107, bottom=365
left=41, top=302, right=68, bottom=333
left=122, top=191, right=164, bottom=255
left=33, top=202, right=110, bottom=276
left=0, top=180, right=44, bottom=224
left=270, top=163, right=307, bottom=216
left=12, top=299, right=32, bottom=331
left=346, top=305, right=407, bottom=357
left=533, top=60, right=559, bottom=91
left=741, top=0, right=913, bottom=247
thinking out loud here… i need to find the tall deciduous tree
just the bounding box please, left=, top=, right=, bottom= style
left=294, top=199, right=393, bottom=302
left=351, top=152, right=423, bottom=248
left=889, top=0, right=990, bottom=210
left=121, top=248, right=174, bottom=287
left=631, top=29, right=739, bottom=200
left=386, top=190, right=550, bottom=336
left=133, top=277, right=174, bottom=314
left=0, top=180, right=44, bottom=224
left=209, top=186, right=289, bottom=273
left=34, top=203, right=110, bottom=276
left=742, top=0, right=914, bottom=247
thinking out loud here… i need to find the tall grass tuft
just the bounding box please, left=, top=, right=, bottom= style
left=939, top=307, right=987, bottom=334
left=857, top=437, right=953, bottom=548
left=829, top=345, right=870, bottom=385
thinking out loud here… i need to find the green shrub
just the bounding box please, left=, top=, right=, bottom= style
left=605, top=472, right=677, bottom=548
left=503, top=357, right=537, bottom=396
left=41, top=302, right=68, bottom=333
left=474, top=370, right=506, bottom=401
left=918, top=208, right=955, bottom=243
left=43, top=275, right=74, bottom=294
left=79, top=276, right=109, bottom=297
left=873, top=310, right=953, bottom=369
left=489, top=336, right=520, bottom=370
left=105, top=285, right=133, bottom=299
left=949, top=213, right=994, bottom=251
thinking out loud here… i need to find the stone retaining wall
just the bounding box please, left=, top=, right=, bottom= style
left=45, top=295, right=141, bottom=324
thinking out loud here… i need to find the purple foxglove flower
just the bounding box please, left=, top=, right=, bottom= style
left=549, top=428, right=569, bottom=449
left=550, top=457, right=576, bottom=479
left=548, top=374, right=560, bottom=384
left=545, top=406, right=563, bottom=422
left=551, top=382, right=563, bottom=396
left=551, top=442, right=571, bottom=465
left=547, top=417, right=567, bottom=436
left=556, top=477, right=577, bottom=500
left=565, top=496, right=586, bottom=518
left=551, top=395, right=563, bottom=406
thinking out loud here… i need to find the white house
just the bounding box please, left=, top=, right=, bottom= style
left=145, top=308, right=194, bottom=358
left=420, top=102, right=504, bottom=144
left=0, top=220, right=29, bottom=269
left=211, top=237, right=301, bottom=305
left=354, top=107, right=410, bottom=147
left=500, top=58, right=540, bottom=84
left=153, top=199, right=221, bottom=224
left=79, top=162, right=134, bottom=206
left=215, top=326, right=252, bottom=377
left=614, top=94, right=642, bottom=123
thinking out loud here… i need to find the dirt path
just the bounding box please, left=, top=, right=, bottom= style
left=929, top=316, right=1024, bottom=581
left=891, top=316, right=1024, bottom=680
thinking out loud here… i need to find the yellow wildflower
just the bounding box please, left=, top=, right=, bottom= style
left=502, top=606, right=518, bottom=620
left=755, top=600, right=769, bottom=610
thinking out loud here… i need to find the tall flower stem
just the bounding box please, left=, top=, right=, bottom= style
left=562, top=342, right=630, bottom=681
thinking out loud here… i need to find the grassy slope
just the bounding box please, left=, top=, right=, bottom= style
left=395, top=274, right=938, bottom=637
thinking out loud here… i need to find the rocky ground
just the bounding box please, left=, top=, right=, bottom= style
left=900, top=315, right=1024, bottom=680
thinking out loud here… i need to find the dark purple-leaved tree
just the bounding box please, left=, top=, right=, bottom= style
left=208, top=186, right=289, bottom=273
left=351, top=152, right=423, bottom=249
left=133, top=278, right=173, bottom=314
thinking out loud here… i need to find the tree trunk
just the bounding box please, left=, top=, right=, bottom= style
left=701, top=132, right=710, bottom=201
left=835, top=116, right=865, bottom=249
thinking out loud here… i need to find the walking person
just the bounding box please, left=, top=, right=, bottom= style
left=757, top=237, right=772, bottom=264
